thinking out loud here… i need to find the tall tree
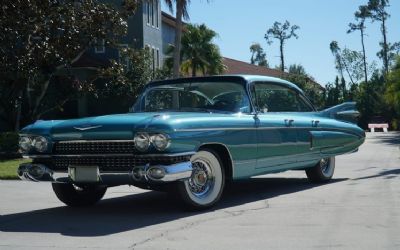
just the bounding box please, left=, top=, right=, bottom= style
left=180, top=24, right=224, bottom=76
left=265, top=21, right=299, bottom=71
left=163, top=0, right=190, bottom=78
left=0, top=0, right=137, bottom=130
left=165, top=24, right=225, bottom=77
left=348, top=5, right=370, bottom=84
left=329, top=41, right=359, bottom=85
left=366, top=0, right=390, bottom=75
left=288, top=64, right=306, bottom=76
left=284, top=64, right=325, bottom=109
left=250, top=43, right=269, bottom=67
left=330, top=41, right=346, bottom=81
left=341, top=48, right=375, bottom=84
left=385, top=56, right=400, bottom=128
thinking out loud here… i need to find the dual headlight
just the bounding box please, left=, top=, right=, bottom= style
left=134, top=132, right=170, bottom=152
left=19, top=136, right=48, bottom=153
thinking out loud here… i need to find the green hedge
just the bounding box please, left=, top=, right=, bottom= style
left=0, top=132, right=19, bottom=153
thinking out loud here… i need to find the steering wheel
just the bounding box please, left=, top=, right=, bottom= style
left=213, top=100, right=234, bottom=111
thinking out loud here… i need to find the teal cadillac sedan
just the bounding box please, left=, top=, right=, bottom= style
left=18, top=75, right=365, bottom=210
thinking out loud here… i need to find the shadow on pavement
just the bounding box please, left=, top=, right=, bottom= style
left=353, top=168, right=400, bottom=180
left=367, top=132, right=400, bottom=146
left=0, top=177, right=346, bottom=237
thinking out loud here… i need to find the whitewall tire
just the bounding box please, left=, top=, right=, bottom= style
left=177, top=149, right=225, bottom=210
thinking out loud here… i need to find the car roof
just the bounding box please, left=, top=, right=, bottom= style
left=147, top=74, right=304, bottom=94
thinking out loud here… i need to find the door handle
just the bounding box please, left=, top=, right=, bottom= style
left=284, top=119, right=294, bottom=126
left=312, top=120, right=320, bottom=127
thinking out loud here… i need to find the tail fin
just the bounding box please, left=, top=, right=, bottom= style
left=320, top=102, right=360, bottom=123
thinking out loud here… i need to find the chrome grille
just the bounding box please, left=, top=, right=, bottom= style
left=53, top=156, right=137, bottom=171
left=36, top=155, right=192, bottom=171
left=54, top=140, right=136, bottom=154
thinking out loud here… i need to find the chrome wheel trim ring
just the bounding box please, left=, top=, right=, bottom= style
left=320, top=157, right=335, bottom=177
left=188, top=159, right=214, bottom=197
left=184, top=151, right=223, bottom=206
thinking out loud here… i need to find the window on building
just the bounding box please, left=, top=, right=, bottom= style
left=146, top=1, right=151, bottom=25
left=94, top=38, right=105, bottom=54
left=152, top=47, right=156, bottom=71
left=151, top=0, right=154, bottom=26
left=155, top=1, right=159, bottom=28
left=156, top=48, right=160, bottom=69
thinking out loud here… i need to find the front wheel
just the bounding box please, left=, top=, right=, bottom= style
left=176, top=149, right=225, bottom=210
left=305, top=157, right=335, bottom=183
left=52, top=183, right=107, bottom=207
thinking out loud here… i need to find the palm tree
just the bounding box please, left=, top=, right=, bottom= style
left=180, top=24, right=224, bottom=76
left=163, top=0, right=190, bottom=78
left=164, top=24, right=225, bottom=76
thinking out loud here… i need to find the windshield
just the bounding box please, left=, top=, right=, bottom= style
left=132, top=81, right=251, bottom=113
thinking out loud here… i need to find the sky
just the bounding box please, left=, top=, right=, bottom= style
left=161, top=0, right=400, bottom=85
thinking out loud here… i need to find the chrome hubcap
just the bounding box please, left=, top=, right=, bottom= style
left=320, top=158, right=330, bottom=174
left=188, top=159, right=214, bottom=197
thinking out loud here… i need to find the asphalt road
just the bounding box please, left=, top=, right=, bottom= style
left=0, top=132, right=399, bottom=250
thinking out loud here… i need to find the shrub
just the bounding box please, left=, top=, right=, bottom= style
left=0, top=132, right=19, bottom=153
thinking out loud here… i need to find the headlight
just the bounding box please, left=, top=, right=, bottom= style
left=151, top=133, right=170, bottom=151
left=19, top=136, right=32, bottom=153
left=134, top=132, right=150, bottom=152
left=32, top=136, right=48, bottom=152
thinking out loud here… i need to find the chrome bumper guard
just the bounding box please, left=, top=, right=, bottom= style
left=17, top=162, right=193, bottom=184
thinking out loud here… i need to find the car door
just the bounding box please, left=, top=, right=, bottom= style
left=251, top=82, right=299, bottom=170
left=290, top=94, right=322, bottom=163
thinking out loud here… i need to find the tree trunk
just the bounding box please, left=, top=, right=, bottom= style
left=280, top=40, right=285, bottom=71
left=360, top=27, right=368, bottom=84
left=173, top=0, right=184, bottom=78
left=381, top=17, right=389, bottom=76
left=14, top=89, right=22, bottom=132
left=336, top=56, right=345, bottom=80
left=31, top=77, right=51, bottom=120
left=342, top=60, right=355, bottom=86
left=192, top=63, right=196, bottom=77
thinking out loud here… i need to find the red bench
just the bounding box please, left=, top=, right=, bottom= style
left=368, top=123, right=389, bottom=133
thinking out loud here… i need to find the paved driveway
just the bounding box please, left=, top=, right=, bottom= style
left=0, top=133, right=399, bottom=250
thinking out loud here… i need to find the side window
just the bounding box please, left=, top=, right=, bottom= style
left=297, top=95, right=314, bottom=112
left=253, top=82, right=302, bottom=112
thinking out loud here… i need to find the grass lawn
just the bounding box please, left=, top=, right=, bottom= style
left=0, top=159, right=30, bottom=180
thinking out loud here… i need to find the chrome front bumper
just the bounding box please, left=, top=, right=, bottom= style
left=17, top=162, right=193, bottom=184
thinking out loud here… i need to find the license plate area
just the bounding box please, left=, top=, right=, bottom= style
left=68, top=166, right=100, bottom=183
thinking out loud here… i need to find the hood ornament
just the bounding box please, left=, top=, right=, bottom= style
left=73, top=125, right=103, bottom=131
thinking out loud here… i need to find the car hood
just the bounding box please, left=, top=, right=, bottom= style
left=20, top=112, right=236, bottom=140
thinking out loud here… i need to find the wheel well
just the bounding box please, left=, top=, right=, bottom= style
left=198, top=144, right=233, bottom=180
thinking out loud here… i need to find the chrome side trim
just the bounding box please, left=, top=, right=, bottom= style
left=73, top=125, right=103, bottom=131
left=174, top=127, right=361, bottom=136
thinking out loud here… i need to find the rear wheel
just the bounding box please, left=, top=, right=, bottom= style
left=52, top=183, right=107, bottom=207
left=305, top=157, right=335, bottom=183
left=177, top=149, right=225, bottom=210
